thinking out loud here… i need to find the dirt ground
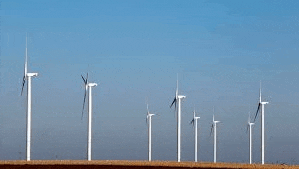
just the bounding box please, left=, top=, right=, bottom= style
left=0, top=160, right=297, bottom=169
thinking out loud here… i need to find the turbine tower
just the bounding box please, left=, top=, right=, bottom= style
left=170, top=75, right=186, bottom=162
left=146, top=104, right=156, bottom=161
left=210, top=115, right=220, bottom=163
left=190, top=109, right=200, bottom=162
left=81, top=73, right=97, bottom=161
left=253, top=82, right=268, bottom=165
left=247, top=112, right=254, bottom=164
left=21, top=35, right=38, bottom=161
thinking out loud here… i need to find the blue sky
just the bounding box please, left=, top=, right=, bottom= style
left=1, top=0, right=299, bottom=164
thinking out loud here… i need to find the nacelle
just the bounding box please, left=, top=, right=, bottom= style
left=178, top=95, right=186, bottom=99
left=27, top=73, right=38, bottom=77
left=88, top=83, right=97, bottom=87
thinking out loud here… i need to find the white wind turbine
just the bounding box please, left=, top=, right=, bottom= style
left=170, top=75, right=186, bottom=162
left=190, top=109, right=200, bottom=162
left=210, top=115, right=220, bottom=163
left=247, top=112, right=255, bottom=164
left=253, top=81, right=268, bottom=165
left=21, top=35, right=38, bottom=161
left=146, top=104, right=156, bottom=161
left=81, top=73, right=97, bottom=161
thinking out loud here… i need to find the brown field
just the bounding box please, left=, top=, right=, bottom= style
left=0, top=160, right=297, bottom=169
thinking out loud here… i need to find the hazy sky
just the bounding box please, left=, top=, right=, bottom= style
left=1, top=0, right=299, bottom=164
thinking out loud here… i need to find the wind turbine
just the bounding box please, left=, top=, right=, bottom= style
left=210, top=115, right=220, bottom=163
left=21, top=35, right=38, bottom=161
left=253, top=82, right=268, bottom=165
left=170, top=75, right=186, bottom=162
left=146, top=104, right=156, bottom=161
left=190, top=109, right=200, bottom=162
left=247, top=112, right=255, bottom=164
left=81, top=73, right=97, bottom=161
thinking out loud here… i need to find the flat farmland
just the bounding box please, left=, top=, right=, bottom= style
left=0, top=160, right=297, bottom=169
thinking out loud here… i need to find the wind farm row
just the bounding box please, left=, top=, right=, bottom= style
left=20, top=36, right=269, bottom=165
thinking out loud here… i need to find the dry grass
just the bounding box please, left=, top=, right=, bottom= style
left=0, top=160, right=297, bottom=169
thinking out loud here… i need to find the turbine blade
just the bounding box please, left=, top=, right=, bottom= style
left=86, top=73, right=89, bottom=83
left=81, top=75, right=87, bottom=84
left=176, top=73, right=178, bottom=96
left=25, top=35, right=28, bottom=76
left=210, top=124, right=214, bottom=136
left=246, top=125, right=249, bottom=134
left=260, top=81, right=262, bottom=103
left=81, top=89, right=87, bottom=120
left=248, top=112, right=251, bottom=124
left=146, top=104, right=149, bottom=122
left=24, top=56, right=27, bottom=76
left=190, top=119, right=194, bottom=125
left=21, top=35, right=28, bottom=96
left=21, top=76, right=26, bottom=96
left=254, top=103, right=260, bottom=122
left=170, top=97, right=176, bottom=108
